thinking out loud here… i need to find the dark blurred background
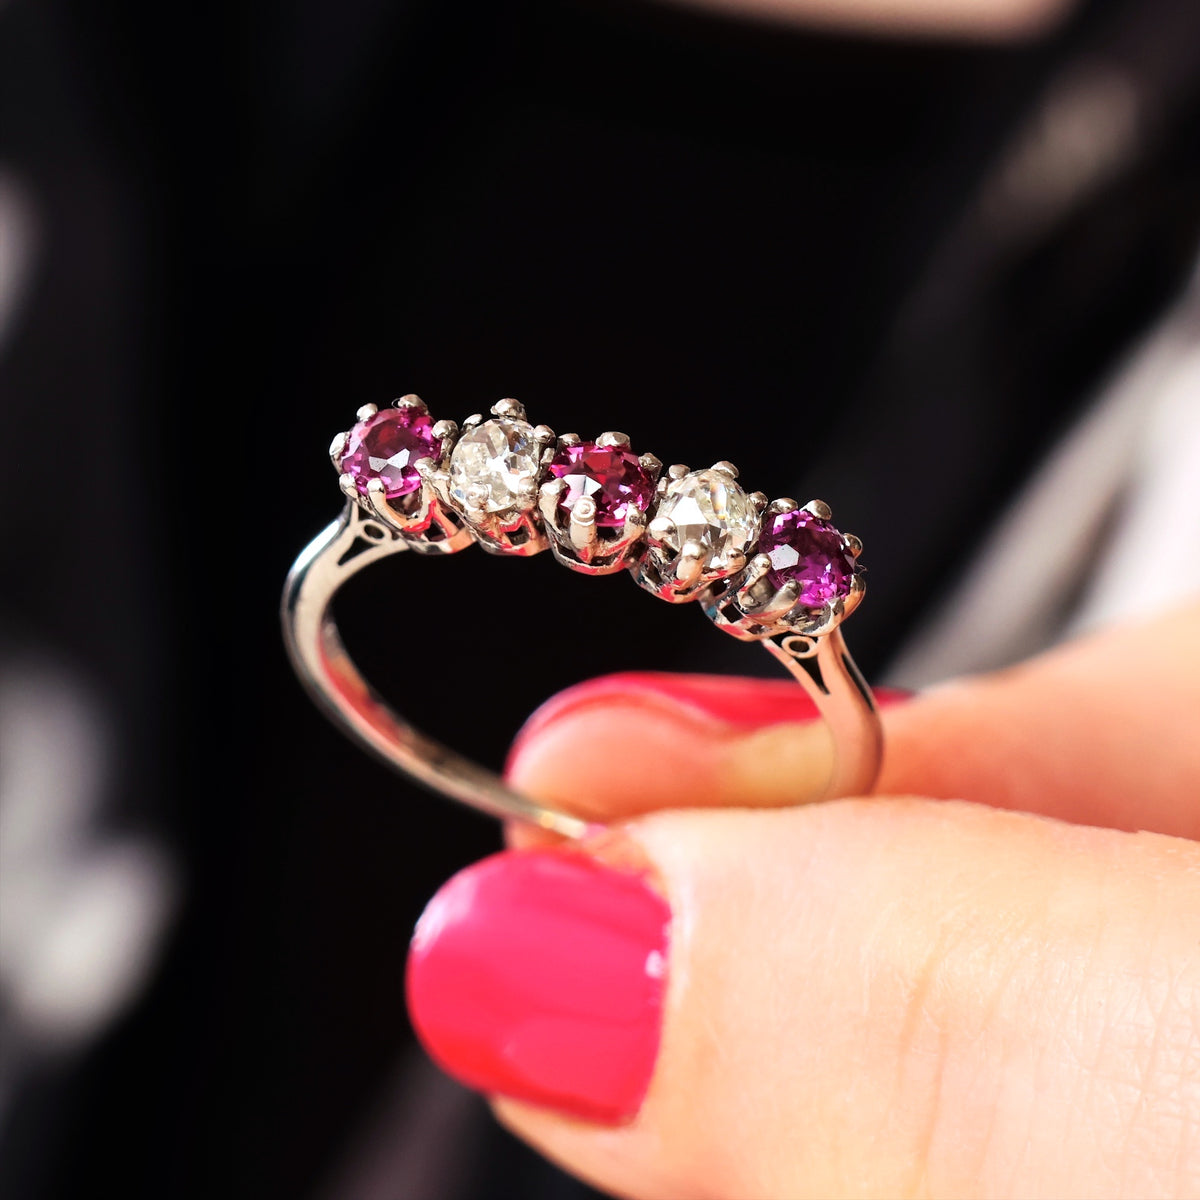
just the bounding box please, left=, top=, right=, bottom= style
left=1, top=0, right=1197, bottom=1196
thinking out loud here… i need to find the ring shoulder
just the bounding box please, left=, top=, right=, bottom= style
left=326, top=498, right=413, bottom=574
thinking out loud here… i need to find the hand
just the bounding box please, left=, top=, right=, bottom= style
left=407, top=601, right=1200, bottom=1199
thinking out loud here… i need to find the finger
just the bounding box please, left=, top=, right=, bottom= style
left=408, top=801, right=1200, bottom=1200
left=505, top=600, right=1200, bottom=838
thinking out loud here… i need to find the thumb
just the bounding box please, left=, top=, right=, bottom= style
left=505, top=600, right=1200, bottom=838
left=407, top=801, right=1200, bottom=1200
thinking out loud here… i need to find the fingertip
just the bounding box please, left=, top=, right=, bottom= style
left=505, top=673, right=912, bottom=820
left=503, top=819, right=560, bottom=850
left=504, top=683, right=728, bottom=820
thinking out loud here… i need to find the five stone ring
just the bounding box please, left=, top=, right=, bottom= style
left=282, top=395, right=883, bottom=839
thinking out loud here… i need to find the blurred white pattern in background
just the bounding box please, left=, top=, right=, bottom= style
left=888, top=263, right=1200, bottom=687
left=0, top=172, right=36, bottom=355
left=0, top=166, right=178, bottom=1131
left=0, top=662, right=178, bottom=1120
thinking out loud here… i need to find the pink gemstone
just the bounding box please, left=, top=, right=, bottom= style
left=757, top=510, right=856, bottom=605
left=548, top=442, right=654, bottom=528
left=340, top=407, right=442, bottom=499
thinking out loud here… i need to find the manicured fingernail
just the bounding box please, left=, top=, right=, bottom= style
left=506, top=674, right=913, bottom=812
left=510, top=672, right=912, bottom=761
left=510, top=674, right=821, bottom=761
left=406, top=849, right=670, bottom=1124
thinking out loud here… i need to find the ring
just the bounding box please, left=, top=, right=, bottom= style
left=282, top=395, right=882, bottom=839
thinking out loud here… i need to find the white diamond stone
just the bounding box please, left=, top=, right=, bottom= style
left=449, top=418, right=542, bottom=516
left=654, top=468, right=760, bottom=567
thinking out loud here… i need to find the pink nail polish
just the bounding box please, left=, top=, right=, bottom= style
left=406, top=850, right=670, bottom=1124
left=510, top=672, right=913, bottom=763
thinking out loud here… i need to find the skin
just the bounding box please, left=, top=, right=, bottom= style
left=429, top=4, right=1139, bottom=1185
left=663, top=0, right=1075, bottom=40
left=488, top=600, right=1200, bottom=1199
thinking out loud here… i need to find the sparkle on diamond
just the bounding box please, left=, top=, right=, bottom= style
left=656, top=469, right=760, bottom=563
left=449, top=418, right=541, bottom=515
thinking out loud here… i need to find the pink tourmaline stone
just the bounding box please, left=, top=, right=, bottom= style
left=548, top=442, right=654, bottom=528
left=758, top=509, right=856, bottom=605
left=340, top=407, right=442, bottom=499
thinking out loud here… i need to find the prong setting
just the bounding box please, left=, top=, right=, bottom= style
left=639, top=452, right=663, bottom=481
left=703, top=499, right=863, bottom=639
left=333, top=398, right=471, bottom=551
left=325, top=396, right=864, bottom=627
left=492, top=397, right=527, bottom=420
left=675, top=541, right=706, bottom=587
left=636, top=466, right=762, bottom=602
left=568, top=496, right=598, bottom=551
left=648, top=515, right=674, bottom=542
left=540, top=434, right=656, bottom=574
left=539, top=478, right=566, bottom=525
left=441, top=409, right=549, bottom=555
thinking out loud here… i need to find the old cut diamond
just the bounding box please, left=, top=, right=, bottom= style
left=449, top=418, right=542, bottom=516
left=656, top=469, right=760, bottom=566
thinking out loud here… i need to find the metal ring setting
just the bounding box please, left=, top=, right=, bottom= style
left=282, top=395, right=882, bottom=837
